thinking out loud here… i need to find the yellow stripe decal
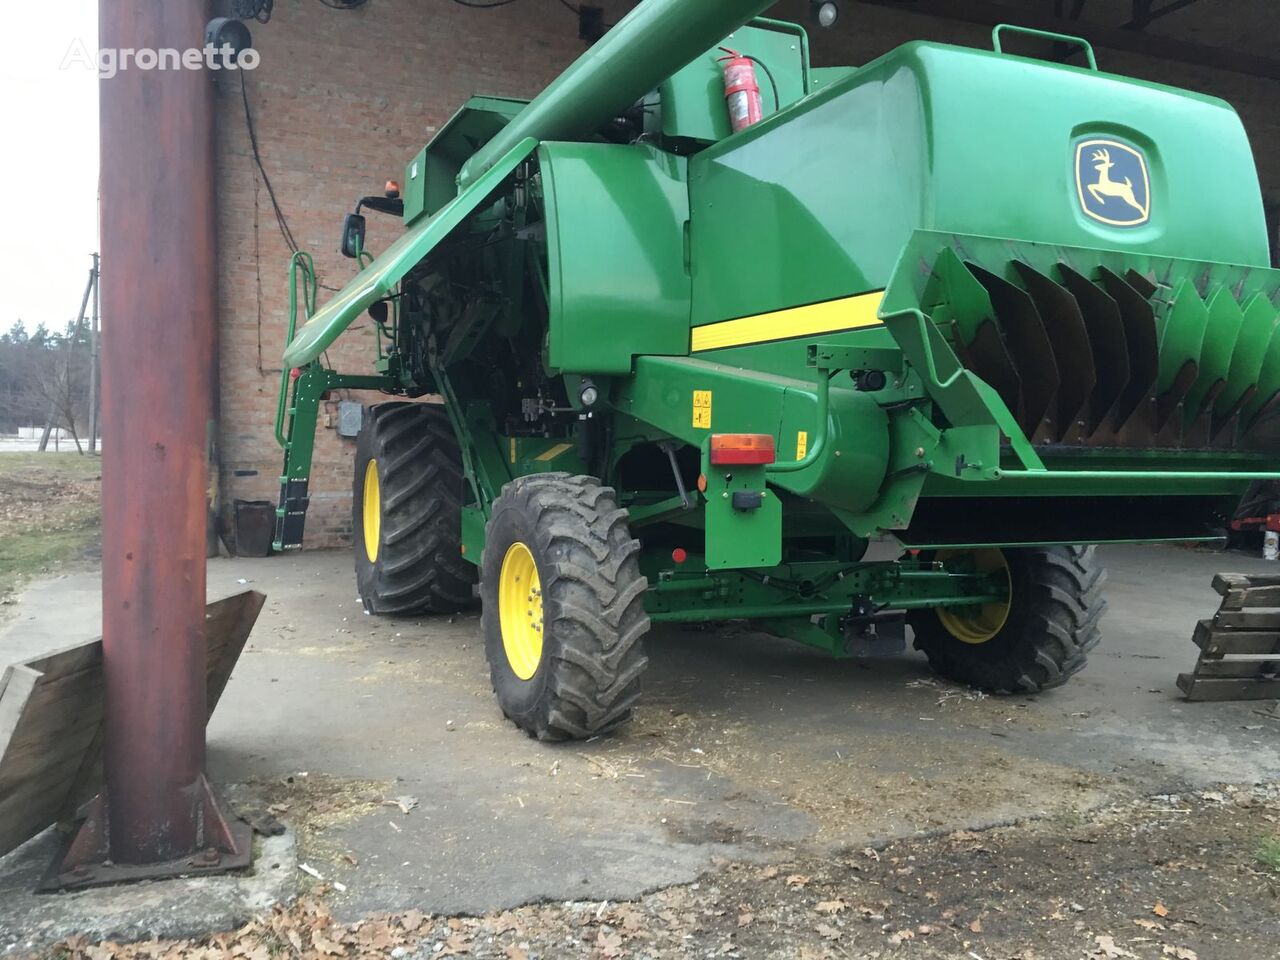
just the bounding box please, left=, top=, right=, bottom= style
left=535, top=442, right=575, bottom=462
left=691, top=290, right=885, bottom=353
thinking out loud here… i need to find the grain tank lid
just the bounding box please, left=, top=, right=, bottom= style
left=282, top=137, right=540, bottom=369
left=428, top=96, right=529, bottom=163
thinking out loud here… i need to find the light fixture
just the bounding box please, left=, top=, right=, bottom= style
left=579, top=381, right=600, bottom=407
left=204, top=17, right=253, bottom=60
left=811, top=1, right=841, bottom=28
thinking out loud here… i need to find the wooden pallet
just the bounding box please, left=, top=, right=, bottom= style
left=0, top=590, right=265, bottom=858
left=1177, top=574, right=1280, bottom=701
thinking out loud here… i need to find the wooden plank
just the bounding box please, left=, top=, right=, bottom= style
left=0, top=590, right=265, bottom=858
left=2, top=711, right=104, bottom=769
left=1211, top=573, right=1280, bottom=609
left=1193, top=621, right=1280, bottom=657
left=0, top=663, right=79, bottom=855
left=205, top=591, right=266, bottom=716
left=21, top=641, right=103, bottom=679
left=64, top=590, right=267, bottom=819
left=1178, top=674, right=1280, bottom=701
left=0, top=667, right=40, bottom=772
left=1212, top=572, right=1280, bottom=591
left=0, top=756, right=90, bottom=833
left=1190, top=658, right=1280, bottom=678
left=1212, top=573, right=1254, bottom=596
left=1215, top=585, right=1280, bottom=610
left=1211, top=610, right=1280, bottom=630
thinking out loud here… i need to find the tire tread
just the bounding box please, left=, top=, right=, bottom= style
left=911, top=545, right=1107, bottom=694
left=482, top=473, right=650, bottom=741
left=355, top=403, right=476, bottom=616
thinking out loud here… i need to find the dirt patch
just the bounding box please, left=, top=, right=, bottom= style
left=24, top=784, right=1278, bottom=960
left=617, top=682, right=1113, bottom=843
left=230, top=773, right=395, bottom=875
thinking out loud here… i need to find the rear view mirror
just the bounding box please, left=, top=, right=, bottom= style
left=340, top=213, right=367, bottom=259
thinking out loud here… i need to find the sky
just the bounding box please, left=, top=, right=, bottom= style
left=0, top=1, right=99, bottom=335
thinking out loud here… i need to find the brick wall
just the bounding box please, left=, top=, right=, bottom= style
left=214, top=0, right=1279, bottom=550
left=214, top=0, right=638, bottom=548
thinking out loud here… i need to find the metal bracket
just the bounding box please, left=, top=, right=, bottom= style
left=42, top=775, right=252, bottom=892
left=807, top=342, right=903, bottom=377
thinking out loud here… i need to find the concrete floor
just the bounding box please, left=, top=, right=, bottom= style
left=1, top=544, right=1277, bottom=921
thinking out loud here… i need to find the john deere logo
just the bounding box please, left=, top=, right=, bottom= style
left=1075, top=138, right=1150, bottom=227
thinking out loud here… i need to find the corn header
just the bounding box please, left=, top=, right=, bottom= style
left=274, top=0, right=1280, bottom=739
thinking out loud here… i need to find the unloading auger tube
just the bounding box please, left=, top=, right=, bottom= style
left=273, top=1, right=1280, bottom=740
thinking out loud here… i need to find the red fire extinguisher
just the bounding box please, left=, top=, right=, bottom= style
left=718, top=48, right=763, bottom=133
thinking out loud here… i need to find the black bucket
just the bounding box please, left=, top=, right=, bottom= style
left=233, top=499, right=275, bottom=558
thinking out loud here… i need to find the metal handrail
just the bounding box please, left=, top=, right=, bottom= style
left=274, top=252, right=317, bottom=448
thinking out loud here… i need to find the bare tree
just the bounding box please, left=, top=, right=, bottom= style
left=32, top=322, right=92, bottom=454
left=35, top=262, right=98, bottom=453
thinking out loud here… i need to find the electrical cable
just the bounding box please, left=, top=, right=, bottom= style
left=239, top=72, right=299, bottom=257
left=241, top=73, right=343, bottom=293
left=317, top=0, right=369, bottom=8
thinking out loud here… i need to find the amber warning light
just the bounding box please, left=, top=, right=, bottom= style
left=709, top=433, right=776, bottom=465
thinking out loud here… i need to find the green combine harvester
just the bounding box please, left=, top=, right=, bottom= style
left=275, top=0, right=1280, bottom=739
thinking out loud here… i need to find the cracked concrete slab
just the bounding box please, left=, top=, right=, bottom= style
left=0, top=827, right=296, bottom=952
left=0, top=543, right=1275, bottom=930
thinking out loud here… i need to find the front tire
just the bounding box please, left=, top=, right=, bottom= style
left=481, top=474, right=650, bottom=740
left=353, top=402, right=476, bottom=615
left=909, top=545, right=1106, bottom=693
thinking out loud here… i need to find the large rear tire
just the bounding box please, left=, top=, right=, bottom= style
left=908, top=545, right=1106, bottom=693
left=353, top=402, right=476, bottom=615
left=481, top=474, right=650, bottom=740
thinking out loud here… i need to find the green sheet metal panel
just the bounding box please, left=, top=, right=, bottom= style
left=689, top=56, right=923, bottom=325
left=688, top=41, right=1270, bottom=328
left=404, top=97, right=527, bottom=225
left=702, top=461, right=782, bottom=570
left=541, top=142, right=692, bottom=374
left=615, top=355, right=889, bottom=514
left=1218, top=293, right=1280, bottom=417
left=1183, top=286, right=1244, bottom=419
left=1158, top=279, right=1208, bottom=394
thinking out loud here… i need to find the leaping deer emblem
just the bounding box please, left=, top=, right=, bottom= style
left=1087, top=148, right=1148, bottom=218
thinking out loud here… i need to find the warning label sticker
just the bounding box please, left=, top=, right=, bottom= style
left=692, top=390, right=712, bottom=429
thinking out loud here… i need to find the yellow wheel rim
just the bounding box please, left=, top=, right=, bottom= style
left=499, top=541, right=544, bottom=680
left=935, top=548, right=1012, bottom=645
left=362, top=459, right=381, bottom=563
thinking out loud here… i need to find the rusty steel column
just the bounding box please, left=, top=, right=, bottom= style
left=53, top=0, right=249, bottom=882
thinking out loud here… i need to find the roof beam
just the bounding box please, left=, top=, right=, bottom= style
left=857, top=0, right=1280, bottom=80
